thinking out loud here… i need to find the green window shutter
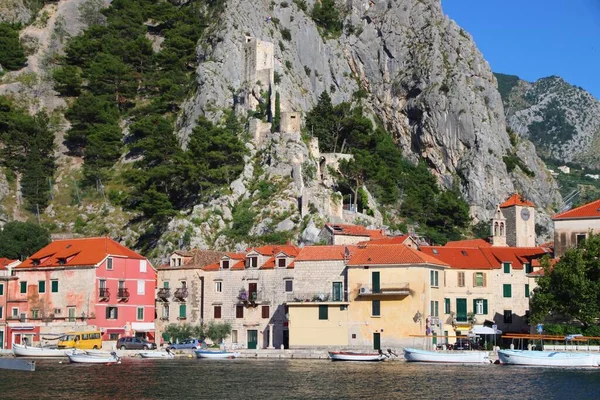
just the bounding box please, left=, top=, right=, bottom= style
left=0, top=284, right=4, bottom=295
left=473, top=299, right=477, bottom=314
left=20, top=281, right=27, bottom=293
left=164, top=281, right=169, bottom=289
left=525, top=284, right=530, bottom=298
left=444, top=298, right=450, bottom=314
left=483, top=299, right=488, bottom=315
left=137, top=307, right=144, bottom=320
left=372, top=300, right=380, bottom=316
left=319, top=305, right=328, bottom=320
left=51, top=280, right=58, bottom=293
left=503, top=263, right=510, bottom=273
left=503, top=284, right=512, bottom=298
left=179, top=304, right=186, bottom=318
left=39, top=281, right=46, bottom=293
left=372, top=272, right=380, bottom=293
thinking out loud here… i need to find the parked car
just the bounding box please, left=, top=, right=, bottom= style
left=117, top=336, right=157, bottom=350
left=452, top=338, right=480, bottom=350
left=168, top=338, right=204, bottom=350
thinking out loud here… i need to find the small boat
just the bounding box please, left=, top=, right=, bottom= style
left=498, top=350, right=598, bottom=367
left=139, top=351, right=175, bottom=359
left=67, top=351, right=121, bottom=364
left=85, top=350, right=112, bottom=357
left=328, top=351, right=386, bottom=362
left=194, top=349, right=241, bottom=359
left=403, top=348, right=490, bottom=364
left=13, top=343, right=72, bottom=358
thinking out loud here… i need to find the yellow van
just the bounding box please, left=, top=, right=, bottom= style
left=57, top=331, right=103, bottom=349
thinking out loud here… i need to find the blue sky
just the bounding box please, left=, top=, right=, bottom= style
left=443, top=0, right=600, bottom=99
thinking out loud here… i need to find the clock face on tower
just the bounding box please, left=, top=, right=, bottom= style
left=521, top=208, right=531, bottom=221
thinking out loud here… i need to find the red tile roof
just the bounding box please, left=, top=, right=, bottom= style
left=295, top=246, right=354, bottom=262
left=552, top=198, right=600, bottom=220
left=18, top=237, right=145, bottom=269
left=347, top=244, right=449, bottom=267
left=0, top=258, right=18, bottom=270
left=499, top=193, right=535, bottom=208
left=358, top=235, right=412, bottom=245
left=421, top=247, right=495, bottom=270
left=248, top=245, right=299, bottom=257
left=326, top=223, right=385, bottom=239
left=482, top=247, right=549, bottom=269
left=444, top=239, right=492, bottom=248
left=157, top=249, right=226, bottom=270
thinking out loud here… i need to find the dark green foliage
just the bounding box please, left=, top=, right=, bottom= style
left=204, top=321, right=232, bottom=343
left=531, top=234, right=600, bottom=327
left=280, top=27, right=291, bottom=41
left=293, top=0, right=307, bottom=11
left=528, top=99, right=578, bottom=149
left=494, top=73, right=520, bottom=101
left=0, top=23, right=27, bottom=71
left=0, top=221, right=51, bottom=260
left=0, top=98, right=56, bottom=212
left=226, top=198, right=256, bottom=240
left=472, top=220, right=490, bottom=239
left=507, top=127, right=518, bottom=147
left=164, top=323, right=204, bottom=342
left=52, top=65, right=82, bottom=96
left=311, top=0, right=342, bottom=36
left=503, top=154, right=535, bottom=177
left=271, top=91, right=281, bottom=132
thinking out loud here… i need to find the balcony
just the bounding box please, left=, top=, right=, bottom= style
left=286, top=292, right=344, bottom=303
left=157, top=288, right=171, bottom=302
left=357, top=283, right=410, bottom=297
left=98, top=288, right=110, bottom=301
left=117, top=288, right=130, bottom=301
left=173, top=287, right=188, bottom=302
left=237, top=290, right=260, bottom=306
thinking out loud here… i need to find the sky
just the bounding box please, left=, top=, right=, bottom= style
left=442, top=0, right=600, bottom=99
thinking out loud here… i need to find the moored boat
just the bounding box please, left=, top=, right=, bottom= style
left=85, top=350, right=112, bottom=357
left=194, top=349, right=241, bottom=359
left=67, top=351, right=121, bottom=364
left=328, top=351, right=386, bottom=362
left=139, top=351, right=175, bottom=359
left=13, top=343, right=72, bottom=358
left=498, top=350, right=597, bottom=367
left=403, top=348, right=490, bottom=364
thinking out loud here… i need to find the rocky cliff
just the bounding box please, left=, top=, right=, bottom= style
left=496, top=73, right=600, bottom=168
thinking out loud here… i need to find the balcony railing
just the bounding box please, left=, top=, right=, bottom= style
left=157, top=288, right=171, bottom=301
left=117, top=288, right=130, bottom=300
left=286, top=292, right=346, bottom=302
left=98, top=288, right=110, bottom=300
left=357, top=283, right=410, bottom=296
left=237, top=290, right=260, bottom=306
left=174, top=287, right=188, bottom=301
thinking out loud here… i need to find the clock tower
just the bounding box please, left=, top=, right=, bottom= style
left=498, top=193, right=536, bottom=247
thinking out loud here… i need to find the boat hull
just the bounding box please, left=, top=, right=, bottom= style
left=67, top=353, right=120, bottom=364
left=139, top=351, right=174, bottom=359
left=328, top=352, right=385, bottom=362
left=403, top=348, right=490, bottom=364
left=498, top=350, right=598, bottom=367
left=194, top=350, right=240, bottom=359
left=13, top=344, right=71, bottom=358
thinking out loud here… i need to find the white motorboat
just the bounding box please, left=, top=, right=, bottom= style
left=67, top=351, right=121, bottom=364
left=13, top=343, right=72, bottom=358
left=498, top=350, right=598, bottom=367
left=403, top=348, right=490, bottom=364
left=85, top=350, right=112, bottom=357
left=194, top=349, right=241, bottom=359
left=139, top=351, right=175, bottom=359
left=328, top=351, right=386, bottom=362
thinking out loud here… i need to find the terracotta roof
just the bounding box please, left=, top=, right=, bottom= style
left=325, top=223, right=385, bottom=239
left=247, top=245, right=299, bottom=257
left=499, top=193, right=535, bottom=208
left=552, top=198, right=600, bottom=220
left=481, top=247, right=549, bottom=269
left=0, top=258, right=18, bottom=270
left=173, top=250, right=195, bottom=257
left=421, top=247, right=495, bottom=270
left=358, top=235, right=412, bottom=245
left=230, top=260, right=246, bottom=270
left=295, top=246, right=354, bottom=262
left=444, top=239, right=492, bottom=248
left=18, top=237, right=145, bottom=269
left=157, top=250, right=226, bottom=270
left=202, top=262, right=220, bottom=271
left=347, top=244, right=449, bottom=267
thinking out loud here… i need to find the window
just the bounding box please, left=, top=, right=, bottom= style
left=109, top=333, right=119, bottom=341
left=503, top=284, right=512, bottom=298
left=284, top=280, right=293, bottom=292
left=179, top=304, right=187, bottom=319
left=106, top=307, right=117, bottom=320
left=215, top=281, right=223, bottom=293
left=503, top=262, right=511, bottom=274
left=372, top=300, right=381, bottom=317
left=246, top=257, right=258, bottom=268
left=474, top=299, right=488, bottom=315
left=107, top=257, right=113, bottom=270
left=0, top=283, right=3, bottom=295
left=137, top=280, right=145, bottom=295
left=162, top=304, right=169, bottom=319
left=118, top=280, right=125, bottom=289
left=236, top=305, right=244, bottom=318
left=53, top=308, right=61, bottom=315
left=372, top=271, right=381, bottom=293
left=32, top=310, right=39, bottom=319
left=332, top=282, right=343, bottom=301
left=503, top=310, right=513, bottom=324
left=318, top=305, right=328, bottom=320
left=140, top=260, right=147, bottom=273
left=524, top=263, right=533, bottom=274
left=525, top=284, right=530, bottom=298
left=20, top=281, right=27, bottom=294
left=278, top=258, right=286, bottom=268
left=262, top=305, right=270, bottom=319
left=430, top=300, right=439, bottom=317
left=474, top=272, right=486, bottom=287
left=181, top=281, right=187, bottom=288
left=0, top=306, right=2, bottom=319
left=576, top=234, right=586, bottom=246
left=137, top=307, right=144, bottom=320
left=214, top=305, right=221, bottom=319
left=222, top=260, right=230, bottom=269
left=457, top=272, right=465, bottom=287
left=12, top=308, right=19, bottom=318
left=38, top=281, right=46, bottom=293
left=51, top=280, right=58, bottom=293
left=163, top=281, right=169, bottom=289
left=444, top=298, right=451, bottom=314
left=430, top=270, right=439, bottom=287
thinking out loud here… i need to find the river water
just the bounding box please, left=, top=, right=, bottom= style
left=2, top=358, right=600, bottom=399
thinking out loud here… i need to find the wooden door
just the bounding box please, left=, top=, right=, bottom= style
left=373, top=332, right=381, bottom=350
left=247, top=330, right=258, bottom=349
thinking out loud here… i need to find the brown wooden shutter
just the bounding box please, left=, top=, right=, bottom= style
left=483, top=273, right=487, bottom=287
left=473, top=272, right=476, bottom=287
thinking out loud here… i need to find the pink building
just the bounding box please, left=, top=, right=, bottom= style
left=6, top=237, right=156, bottom=347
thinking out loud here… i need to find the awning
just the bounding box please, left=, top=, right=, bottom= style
left=9, top=325, right=35, bottom=331
left=132, top=322, right=155, bottom=332
left=471, top=325, right=502, bottom=335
